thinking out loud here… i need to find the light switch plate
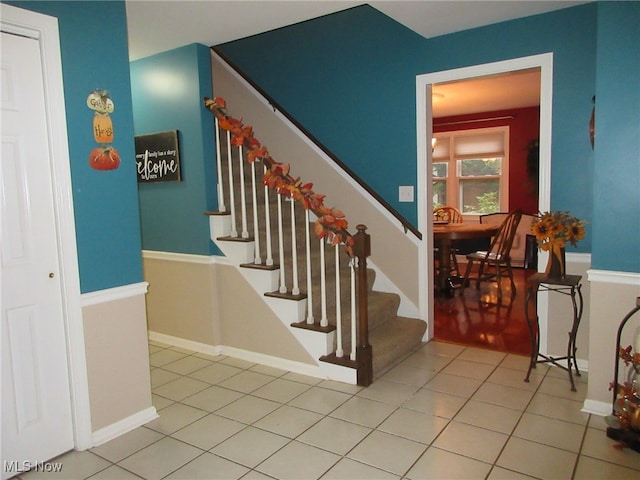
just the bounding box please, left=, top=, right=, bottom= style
left=399, top=186, right=414, bottom=202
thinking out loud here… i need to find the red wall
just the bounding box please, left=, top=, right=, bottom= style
left=433, top=106, right=540, bottom=215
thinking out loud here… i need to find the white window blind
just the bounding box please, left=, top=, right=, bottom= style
left=454, top=131, right=504, bottom=156
left=432, top=126, right=509, bottom=216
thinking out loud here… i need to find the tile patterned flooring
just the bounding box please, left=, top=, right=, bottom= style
left=20, top=340, right=640, bottom=479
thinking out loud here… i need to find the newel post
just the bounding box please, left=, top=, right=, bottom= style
left=353, top=224, right=372, bottom=386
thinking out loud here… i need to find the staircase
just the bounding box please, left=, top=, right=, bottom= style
left=205, top=97, right=426, bottom=385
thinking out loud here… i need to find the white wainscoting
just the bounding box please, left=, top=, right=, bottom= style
left=583, top=268, right=640, bottom=417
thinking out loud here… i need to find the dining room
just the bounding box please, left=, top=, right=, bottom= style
left=429, top=69, right=542, bottom=356
left=432, top=207, right=539, bottom=356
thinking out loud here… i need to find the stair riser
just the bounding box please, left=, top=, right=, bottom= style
left=215, top=238, right=255, bottom=264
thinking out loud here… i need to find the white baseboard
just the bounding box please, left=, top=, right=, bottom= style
left=576, top=358, right=589, bottom=373
left=148, top=331, right=222, bottom=357
left=91, top=406, right=158, bottom=447
left=582, top=398, right=611, bottom=418
left=220, top=344, right=330, bottom=380
left=148, top=331, right=336, bottom=381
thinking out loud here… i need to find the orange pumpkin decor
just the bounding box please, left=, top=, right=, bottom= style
left=87, top=89, right=118, bottom=170
left=86, top=89, right=114, bottom=114
left=89, top=146, right=120, bottom=170
left=93, top=112, right=113, bottom=143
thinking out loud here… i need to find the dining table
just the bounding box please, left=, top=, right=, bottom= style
left=433, top=222, right=500, bottom=294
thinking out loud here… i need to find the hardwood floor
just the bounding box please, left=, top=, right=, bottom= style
left=434, top=265, right=537, bottom=357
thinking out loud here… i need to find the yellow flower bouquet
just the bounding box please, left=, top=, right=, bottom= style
left=531, top=211, right=586, bottom=277
left=531, top=211, right=585, bottom=250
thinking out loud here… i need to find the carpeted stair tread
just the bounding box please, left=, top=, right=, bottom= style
left=369, top=316, right=427, bottom=376
left=328, top=291, right=401, bottom=349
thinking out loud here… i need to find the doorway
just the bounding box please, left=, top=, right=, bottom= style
left=416, top=53, right=553, bottom=349
left=1, top=5, right=92, bottom=473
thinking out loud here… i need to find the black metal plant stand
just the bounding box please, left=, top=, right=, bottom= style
left=524, top=273, right=583, bottom=391
left=606, top=297, right=640, bottom=453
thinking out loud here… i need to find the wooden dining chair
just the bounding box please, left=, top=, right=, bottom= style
left=461, top=209, right=523, bottom=299
left=433, top=206, right=464, bottom=279
left=433, top=206, right=463, bottom=224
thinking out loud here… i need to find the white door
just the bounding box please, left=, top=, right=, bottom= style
left=1, top=30, right=74, bottom=477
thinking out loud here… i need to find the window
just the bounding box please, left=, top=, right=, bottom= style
left=432, top=126, right=509, bottom=217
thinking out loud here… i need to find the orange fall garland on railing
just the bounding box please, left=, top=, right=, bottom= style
left=204, top=96, right=353, bottom=247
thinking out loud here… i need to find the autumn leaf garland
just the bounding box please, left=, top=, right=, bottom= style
left=204, top=97, right=353, bottom=247
left=609, top=345, right=640, bottom=434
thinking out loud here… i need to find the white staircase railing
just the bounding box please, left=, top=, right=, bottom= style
left=205, top=96, right=373, bottom=385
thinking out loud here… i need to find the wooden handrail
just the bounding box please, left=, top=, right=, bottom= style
left=211, top=46, right=422, bottom=241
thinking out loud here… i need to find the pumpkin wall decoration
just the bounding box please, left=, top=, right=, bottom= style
left=93, top=113, right=113, bottom=143
left=87, top=89, right=119, bottom=170
left=89, top=146, right=121, bottom=171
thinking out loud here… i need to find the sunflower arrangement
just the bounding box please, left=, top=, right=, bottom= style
left=531, top=211, right=585, bottom=251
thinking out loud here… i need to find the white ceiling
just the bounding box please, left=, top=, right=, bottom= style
left=125, top=0, right=584, bottom=115
left=432, top=68, right=541, bottom=117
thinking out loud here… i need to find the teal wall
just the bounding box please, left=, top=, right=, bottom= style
left=425, top=6, right=597, bottom=240
left=216, top=3, right=598, bottom=254
left=130, top=44, right=219, bottom=255
left=5, top=1, right=144, bottom=292
left=8, top=1, right=637, bottom=274
left=592, top=1, right=640, bottom=272
left=217, top=6, right=429, bottom=227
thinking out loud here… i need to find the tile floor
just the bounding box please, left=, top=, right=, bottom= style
left=20, top=340, right=640, bottom=479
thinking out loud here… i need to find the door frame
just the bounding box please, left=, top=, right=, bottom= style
left=1, top=4, right=92, bottom=450
left=416, top=53, right=553, bottom=345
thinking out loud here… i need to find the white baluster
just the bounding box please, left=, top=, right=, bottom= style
left=227, top=130, right=237, bottom=237
left=335, top=244, right=343, bottom=358
left=305, top=210, right=314, bottom=324
left=319, top=237, right=328, bottom=327
left=251, top=161, right=261, bottom=263
left=350, top=257, right=357, bottom=361
left=290, top=195, right=300, bottom=295
left=238, top=145, right=249, bottom=238
left=264, top=164, right=274, bottom=266
left=214, top=117, right=225, bottom=212
left=277, top=192, right=287, bottom=293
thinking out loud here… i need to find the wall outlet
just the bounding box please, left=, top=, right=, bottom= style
left=399, top=185, right=414, bottom=202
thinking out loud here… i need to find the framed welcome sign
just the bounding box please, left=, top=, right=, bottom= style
left=135, top=130, right=181, bottom=183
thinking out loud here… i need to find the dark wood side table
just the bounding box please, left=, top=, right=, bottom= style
left=524, top=273, right=584, bottom=391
